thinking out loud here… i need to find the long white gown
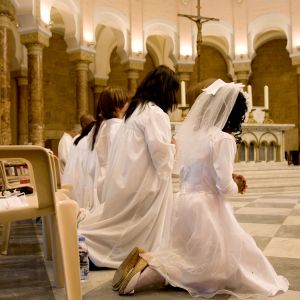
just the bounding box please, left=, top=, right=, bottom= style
left=62, top=127, right=101, bottom=211
left=141, top=128, right=289, bottom=299
left=94, top=118, right=122, bottom=204
left=57, top=132, right=73, bottom=176
left=78, top=103, right=175, bottom=268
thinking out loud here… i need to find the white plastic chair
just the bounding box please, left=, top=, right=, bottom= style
left=0, top=145, right=82, bottom=299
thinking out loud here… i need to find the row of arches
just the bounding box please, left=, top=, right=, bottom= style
left=237, top=141, right=279, bottom=163
left=9, top=1, right=299, bottom=79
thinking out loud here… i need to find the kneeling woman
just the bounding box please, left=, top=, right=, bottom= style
left=114, top=80, right=289, bottom=299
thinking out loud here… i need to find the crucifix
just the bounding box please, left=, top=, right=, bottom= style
left=178, top=0, right=219, bottom=82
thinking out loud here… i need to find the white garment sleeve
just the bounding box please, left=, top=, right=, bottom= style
left=58, top=135, right=70, bottom=165
left=212, top=136, right=238, bottom=195
left=144, top=107, right=176, bottom=179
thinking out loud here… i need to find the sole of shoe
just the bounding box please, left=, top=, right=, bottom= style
left=112, top=247, right=144, bottom=291
left=118, top=258, right=148, bottom=295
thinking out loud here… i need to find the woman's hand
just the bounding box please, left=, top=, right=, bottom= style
left=171, top=135, right=176, bottom=145
left=232, top=173, right=247, bottom=194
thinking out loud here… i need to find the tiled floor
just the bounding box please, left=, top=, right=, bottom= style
left=1, top=191, right=300, bottom=299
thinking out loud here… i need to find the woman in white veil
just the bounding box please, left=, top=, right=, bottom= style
left=113, top=79, right=289, bottom=299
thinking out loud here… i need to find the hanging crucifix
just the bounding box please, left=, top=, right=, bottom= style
left=178, top=0, right=219, bottom=82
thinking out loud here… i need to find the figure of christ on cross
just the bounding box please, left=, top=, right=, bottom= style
left=178, top=0, right=219, bottom=82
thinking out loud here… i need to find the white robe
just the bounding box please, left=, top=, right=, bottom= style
left=141, top=128, right=288, bottom=299
left=62, top=127, right=101, bottom=211
left=94, top=118, right=122, bottom=204
left=57, top=132, right=73, bottom=176
left=78, top=103, right=175, bottom=268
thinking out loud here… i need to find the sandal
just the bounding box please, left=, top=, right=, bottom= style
left=118, top=257, right=148, bottom=295
left=112, top=247, right=145, bottom=291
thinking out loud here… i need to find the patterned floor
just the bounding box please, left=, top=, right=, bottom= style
left=1, top=191, right=300, bottom=300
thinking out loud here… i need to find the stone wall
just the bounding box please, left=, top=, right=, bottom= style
left=43, top=33, right=77, bottom=143
left=189, top=45, right=233, bottom=87
left=107, top=47, right=127, bottom=89
left=249, top=39, right=298, bottom=151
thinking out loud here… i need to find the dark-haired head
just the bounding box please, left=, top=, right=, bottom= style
left=187, top=78, right=217, bottom=107
left=124, top=65, right=179, bottom=121
left=222, top=92, right=248, bottom=143
left=91, top=86, right=129, bottom=150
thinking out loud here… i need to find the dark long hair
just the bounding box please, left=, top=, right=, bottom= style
left=73, top=120, right=95, bottom=146
left=223, top=92, right=248, bottom=144
left=91, top=87, right=129, bottom=150
left=124, top=65, right=179, bottom=121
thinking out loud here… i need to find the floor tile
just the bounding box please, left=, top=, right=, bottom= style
left=268, top=257, right=300, bottom=291
left=275, top=225, right=300, bottom=239
left=245, top=202, right=296, bottom=209
left=235, top=207, right=292, bottom=216
left=290, top=209, right=300, bottom=216
left=252, top=236, right=272, bottom=251
left=228, top=201, right=249, bottom=208
left=228, top=290, right=300, bottom=300
left=283, top=216, right=300, bottom=225
left=264, top=238, right=300, bottom=259
left=240, top=223, right=281, bottom=237
left=235, top=214, right=287, bottom=224
left=254, top=198, right=298, bottom=204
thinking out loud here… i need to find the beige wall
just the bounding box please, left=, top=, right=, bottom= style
left=43, top=33, right=77, bottom=142
left=190, top=45, right=232, bottom=86
left=107, top=47, right=127, bottom=89
left=249, top=39, right=298, bottom=151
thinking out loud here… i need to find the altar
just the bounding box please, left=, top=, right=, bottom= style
left=171, top=106, right=294, bottom=164
left=171, top=107, right=300, bottom=194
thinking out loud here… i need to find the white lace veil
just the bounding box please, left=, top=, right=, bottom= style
left=174, top=79, right=244, bottom=174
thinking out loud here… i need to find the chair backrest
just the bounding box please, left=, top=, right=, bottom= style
left=0, top=146, right=56, bottom=210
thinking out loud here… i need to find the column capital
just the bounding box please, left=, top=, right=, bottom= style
left=0, top=0, right=15, bottom=21
left=124, top=59, right=145, bottom=72
left=94, top=77, right=108, bottom=93
left=69, top=49, right=95, bottom=63
left=175, top=62, right=194, bottom=82
left=175, top=62, right=194, bottom=74
left=232, top=60, right=252, bottom=83
left=20, top=31, right=50, bottom=48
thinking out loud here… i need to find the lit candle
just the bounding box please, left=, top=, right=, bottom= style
left=247, top=85, right=252, bottom=108
left=181, top=81, right=186, bottom=107
left=264, top=85, right=269, bottom=110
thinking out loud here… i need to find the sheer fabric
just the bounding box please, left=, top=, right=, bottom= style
left=78, top=103, right=175, bottom=268
left=141, top=82, right=288, bottom=298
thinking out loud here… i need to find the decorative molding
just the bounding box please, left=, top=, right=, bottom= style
left=68, top=49, right=95, bottom=63
left=20, top=31, right=50, bottom=47
left=0, top=0, right=15, bottom=21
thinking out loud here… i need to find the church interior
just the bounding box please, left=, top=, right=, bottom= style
left=1, top=0, right=300, bottom=299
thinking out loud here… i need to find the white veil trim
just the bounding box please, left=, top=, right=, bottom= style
left=173, top=79, right=244, bottom=175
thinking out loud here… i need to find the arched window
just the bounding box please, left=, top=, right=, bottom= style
left=259, top=142, right=267, bottom=161
left=239, top=142, right=246, bottom=162
left=268, top=142, right=275, bottom=161
left=249, top=142, right=255, bottom=161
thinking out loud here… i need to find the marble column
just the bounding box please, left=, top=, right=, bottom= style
left=292, top=55, right=300, bottom=159
left=16, top=72, right=29, bottom=144
left=233, top=61, right=251, bottom=86
left=124, top=60, right=144, bottom=96
left=21, top=32, right=49, bottom=146
left=69, top=51, right=94, bottom=120
left=0, top=1, right=15, bottom=145
left=297, top=69, right=300, bottom=157
left=94, top=78, right=107, bottom=111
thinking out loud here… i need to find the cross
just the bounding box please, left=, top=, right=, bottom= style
left=178, top=0, right=219, bottom=82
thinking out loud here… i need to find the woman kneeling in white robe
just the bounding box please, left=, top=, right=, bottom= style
left=93, top=87, right=129, bottom=204
left=78, top=65, right=179, bottom=268
left=114, top=80, right=289, bottom=299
